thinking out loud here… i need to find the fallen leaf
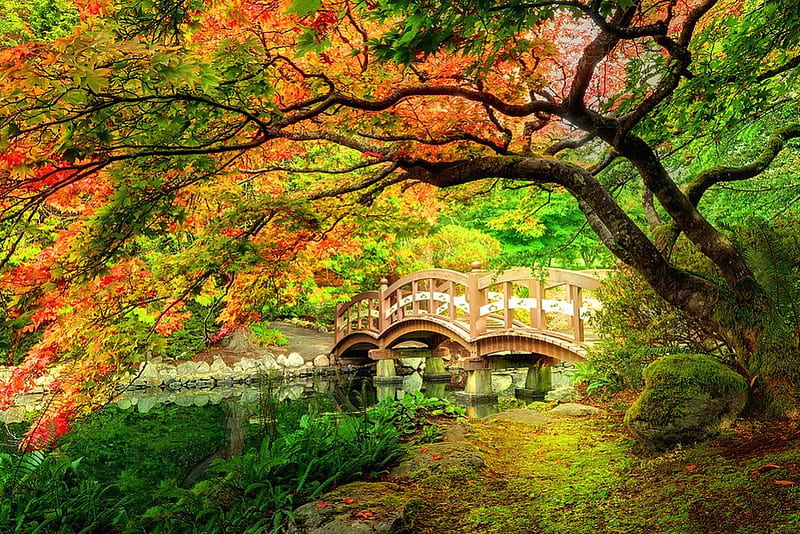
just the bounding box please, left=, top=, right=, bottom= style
left=752, top=464, right=781, bottom=474
left=684, top=464, right=700, bottom=472
left=430, top=454, right=442, bottom=461
left=773, top=480, right=796, bottom=485
left=315, top=501, right=332, bottom=508
left=352, top=510, right=377, bottom=520
left=419, top=448, right=429, bottom=453
left=342, top=498, right=355, bottom=504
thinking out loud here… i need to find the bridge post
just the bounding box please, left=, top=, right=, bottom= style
left=374, top=359, right=402, bottom=385
left=456, top=369, right=497, bottom=404
left=515, top=363, right=553, bottom=401
left=423, top=356, right=451, bottom=383
left=378, top=278, right=389, bottom=332
left=468, top=261, right=487, bottom=338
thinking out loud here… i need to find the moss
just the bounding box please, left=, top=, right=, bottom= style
left=626, top=353, right=749, bottom=429
left=641, top=353, right=748, bottom=395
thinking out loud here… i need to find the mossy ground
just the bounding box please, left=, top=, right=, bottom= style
left=406, top=409, right=800, bottom=533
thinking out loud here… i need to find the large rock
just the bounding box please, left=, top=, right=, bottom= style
left=544, top=385, right=579, bottom=403
left=549, top=403, right=600, bottom=417
left=288, top=482, right=419, bottom=534
left=624, top=353, right=749, bottom=451
left=390, top=441, right=485, bottom=480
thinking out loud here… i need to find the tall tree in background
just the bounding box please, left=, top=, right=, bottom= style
left=1, top=0, right=800, bottom=430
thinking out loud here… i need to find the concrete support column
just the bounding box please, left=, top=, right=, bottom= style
left=456, top=368, right=497, bottom=403
left=423, top=356, right=451, bottom=383
left=516, top=364, right=552, bottom=401
left=374, top=359, right=402, bottom=385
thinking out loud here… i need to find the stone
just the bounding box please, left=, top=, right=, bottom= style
left=288, top=482, right=419, bottom=534
left=313, top=354, right=331, bottom=367
left=549, top=403, right=600, bottom=417
left=210, top=356, right=230, bottom=374
left=195, top=362, right=211, bottom=374
left=491, top=373, right=514, bottom=393
left=544, top=385, right=579, bottom=403
left=259, top=355, right=280, bottom=370
left=285, top=352, right=305, bottom=369
left=391, top=441, right=486, bottom=480
left=624, top=354, right=749, bottom=451
left=276, top=354, right=288, bottom=367
left=398, top=357, right=424, bottom=370
left=177, top=361, right=199, bottom=376
left=402, top=371, right=423, bottom=393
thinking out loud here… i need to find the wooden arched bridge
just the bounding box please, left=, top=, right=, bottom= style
left=332, top=264, right=604, bottom=371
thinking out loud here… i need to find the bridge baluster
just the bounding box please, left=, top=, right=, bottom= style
left=504, top=281, right=513, bottom=329
left=570, top=285, right=584, bottom=343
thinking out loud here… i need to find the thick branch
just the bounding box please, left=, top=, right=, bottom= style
left=684, top=124, right=800, bottom=206
left=397, top=154, right=722, bottom=316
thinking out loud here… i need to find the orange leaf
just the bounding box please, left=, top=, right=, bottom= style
left=352, top=510, right=377, bottom=520
left=430, top=454, right=442, bottom=461
left=315, top=501, right=332, bottom=508
left=684, top=464, right=699, bottom=472
left=773, top=480, right=796, bottom=485
left=752, top=464, right=781, bottom=474
left=342, top=498, right=355, bottom=504
left=419, top=448, right=429, bottom=453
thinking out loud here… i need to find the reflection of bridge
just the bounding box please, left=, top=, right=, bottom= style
left=333, top=264, right=604, bottom=382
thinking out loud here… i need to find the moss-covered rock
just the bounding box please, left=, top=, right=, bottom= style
left=288, top=482, right=421, bottom=534
left=624, top=354, right=749, bottom=451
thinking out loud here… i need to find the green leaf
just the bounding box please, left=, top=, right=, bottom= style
left=286, top=0, right=321, bottom=16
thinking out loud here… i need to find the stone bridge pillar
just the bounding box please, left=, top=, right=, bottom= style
left=516, top=363, right=553, bottom=400
left=456, top=369, right=497, bottom=404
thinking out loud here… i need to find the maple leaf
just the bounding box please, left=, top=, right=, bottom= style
left=430, top=454, right=442, bottom=461
left=315, top=500, right=332, bottom=508
left=684, top=464, right=699, bottom=472
left=772, top=480, right=796, bottom=486
left=342, top=498, right=355, bottom=504
left=352, top=510, right=377, bottom=520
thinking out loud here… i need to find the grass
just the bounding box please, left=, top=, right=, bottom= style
left=407, top=411, right=800, bottom=534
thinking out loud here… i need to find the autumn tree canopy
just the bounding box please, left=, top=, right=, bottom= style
left=1, top=0, right=800, bottom=441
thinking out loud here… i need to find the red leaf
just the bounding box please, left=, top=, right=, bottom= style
left=430, top=454, right=442, bottom=461
left=684, top=464, right=699, bottom=472
left=315, top=501, right=332, bottom=508
left=419, top=448, right=429, bottom=453
left=352, top=510, right=377, bottom=520
left=773, top=480, right=796, bottom=485
left=342, top=498, right=355, bottom=504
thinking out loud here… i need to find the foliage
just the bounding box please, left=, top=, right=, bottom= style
left=0, top=0, right=79, bottom=47
left=249, top=322, right=289, bottom=347
left=369, top=391, right=465, bottom=437
left=1, top=0, right=800, bottom=430
left=0, top=451, right=132, bottom=534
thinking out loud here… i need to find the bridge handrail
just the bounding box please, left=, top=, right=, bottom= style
left=334, top=266, right=604, bottom=347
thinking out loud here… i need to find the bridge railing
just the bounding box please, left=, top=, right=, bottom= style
left=334, top=265, right=603, bottom=346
